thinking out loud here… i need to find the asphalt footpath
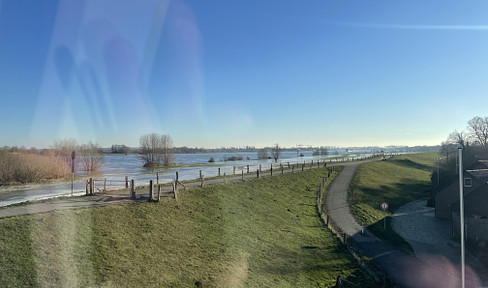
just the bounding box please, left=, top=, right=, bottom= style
left=326, top=162, right=482, bottom=288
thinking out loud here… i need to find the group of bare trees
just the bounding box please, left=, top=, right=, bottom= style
left=139, top=133, right=174, bottom=167
left=437, top=116, right=488, bottom=186
left=256, top=144, right=281, bottom=162
left=52, top=138, right=104, bottom=172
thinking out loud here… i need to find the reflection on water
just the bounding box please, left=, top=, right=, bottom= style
left=0, top=151, right=373, bottom=207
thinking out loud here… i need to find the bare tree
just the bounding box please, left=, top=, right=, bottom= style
left=80, top=141, right=104, bottom=172
left=139, top=133, right=174, bottom=167
left=440, top=140, right=457, bottom=167
left=467, top=116, right=488, bottom=147
left=448, top=130, right=469, bottom=148
left=271, top=144, right=281, bottom=163
left=51, top=138, right=78, bottom=175
left=319, top=146, right=328, bottom=156
left=52, top=138, right=78, bottom=161
left=257, top=148, right=268, bottom=159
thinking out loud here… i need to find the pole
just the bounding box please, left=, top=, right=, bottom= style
left=458, top=148, right=466, bottom=288
left=71, top=169, right=74, bottom=197
left=71, top=155, right=75, bottom=197
left=383, top=210, right=386, bottom=230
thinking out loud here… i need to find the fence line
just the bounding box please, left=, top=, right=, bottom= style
left=80, top=155, right=378, bottom=196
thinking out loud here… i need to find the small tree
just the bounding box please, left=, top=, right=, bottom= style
left=271, top=144, right=281, bottom=163
left=319, top=146, right=328, bottom=156
left=51, top=138, right=78, bottom=175
left=52, top=138, right=78, bottom=161
left=257, top=148, right=268, bottom=159
left=80, top=141, right=104, bottom=172
left=139, top=133, right=174, bottom=167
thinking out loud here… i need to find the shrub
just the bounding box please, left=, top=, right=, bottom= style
left=0, top=151, right=68, bottom=186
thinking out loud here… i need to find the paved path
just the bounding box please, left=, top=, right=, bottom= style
left=326, top=162, right=482, bottom=288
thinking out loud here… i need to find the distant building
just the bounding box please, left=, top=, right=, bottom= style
left=435, top=160, right=488, bottom=240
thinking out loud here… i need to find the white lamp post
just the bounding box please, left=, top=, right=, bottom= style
left=458, top=148, right=465, bottom=288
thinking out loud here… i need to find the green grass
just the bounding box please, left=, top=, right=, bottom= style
left=349, top=153, right=436, bottom=251
left=0, top=168, right=375, bottom=287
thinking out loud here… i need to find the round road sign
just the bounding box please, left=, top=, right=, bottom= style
left=380, top=202, right=389, bottom=210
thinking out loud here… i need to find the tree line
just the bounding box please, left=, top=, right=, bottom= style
left=436, top=116, right=488, bottom=187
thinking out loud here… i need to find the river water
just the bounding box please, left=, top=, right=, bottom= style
left=0, top=151, right=373, bottom=207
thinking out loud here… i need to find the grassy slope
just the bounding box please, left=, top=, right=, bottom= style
left=0, top=168, right=374, bottom=287
left=349, top=153, right=436, bottom=251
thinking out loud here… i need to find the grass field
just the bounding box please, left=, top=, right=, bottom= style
left=0, top=168, right=375, bottom=287
left=349, top=153, right=437, bottom=251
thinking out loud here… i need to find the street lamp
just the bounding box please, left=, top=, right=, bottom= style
left=458, top=148, right=465, bottom=288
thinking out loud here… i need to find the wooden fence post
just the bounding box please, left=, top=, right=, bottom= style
left=310, top=161, right=313, bottom=170
left=104, top=178, right=107, bottom=191
left=218, top=168, right=221, bottom=177
left=247, top=165, right=249, bottom=173
left=125, top=176, right=128, bottom=188
left=86, top=180, right=89, bottom=195
left=156, top=172, right=159, bottom=184
left=149, top=180, right=153, bottom=202
left=257, top=169, right=260, bottom=178
left=270, top=164, right=273, bottom=176
left=200, top=170, right=202, bottom=179
left=233, top=166, right=236, bottom=174
left=157, top=185, right=161, bottom=202
left=175, top=172, right=179, bottom=190
left=288, top=162, right=290, bottom=168
left=259, top=164, right=262, bottom=172
left=89, top=178, right=93, bottom=195
left=173, top=181, right=177, bottom=200
left=302, top=164, right=304, bottom=171
left=281, top=166, right=284, bottom=174
left=131, top=179, right=136, bottom=199
left=242, top=170, right=244, bottom=181
left=224, top=172, right=226, bottom=183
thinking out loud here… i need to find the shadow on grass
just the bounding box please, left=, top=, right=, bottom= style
left=390, top=158, right=433, bottom=172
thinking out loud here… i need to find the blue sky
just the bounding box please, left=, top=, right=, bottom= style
left=1, top=0, right=488, bottom=149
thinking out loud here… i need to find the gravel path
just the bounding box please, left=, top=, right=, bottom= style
left=392, top=200, right=488, bottom=286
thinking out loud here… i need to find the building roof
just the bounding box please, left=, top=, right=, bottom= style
left=466, top=169, right=488, bottom=184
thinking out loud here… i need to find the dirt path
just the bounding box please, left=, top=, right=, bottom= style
left=326, top=162, right=480, bottom=288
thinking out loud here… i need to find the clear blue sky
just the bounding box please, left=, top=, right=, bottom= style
left=1, top=0, right=488, bottom=149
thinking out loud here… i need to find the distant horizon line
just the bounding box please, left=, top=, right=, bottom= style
left=1, top=143, right=441, bottom=151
